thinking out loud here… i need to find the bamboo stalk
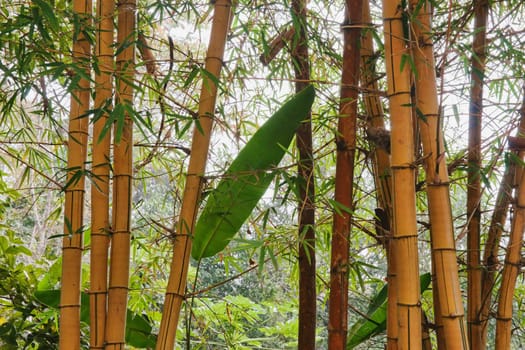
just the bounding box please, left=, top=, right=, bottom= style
left=467, top=0, right=489, bottom=347
left=382, top=0, right=422, bottom=348
left=480, top=155, right=515, bottom=344
left=494, top=88, right=525, bottom=350
left=155, top=1, right=232, bottom=348
left=290, top=0, right=316, bottom=348
left=409, top=1, right=469, bottom=349
left=59, top=0, right=91, bottom=348
left=90, top=0, right=114, bottom=348
left=260, top=27, right=295, bottom=66
left=104, top=0, right=135, bottom=347
left=359, top=3, right=396, bottom=348
left=328, top=0, right=363, bottom=348
left=361, top=0, right=391, bottom=228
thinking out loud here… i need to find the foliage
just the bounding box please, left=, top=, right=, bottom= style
left=0, top=231, right=59, bottom=349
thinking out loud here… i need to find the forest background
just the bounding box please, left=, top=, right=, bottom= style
left=0, top=0, right=524, bottom=349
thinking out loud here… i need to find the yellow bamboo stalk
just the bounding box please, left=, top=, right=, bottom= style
left=104, top=0, right=134, bottom=347
left=359, top=4, right=397, bottom=348
left=90, top=0, right=114, bottom=348
left=59, top=0, right=91, bottom=349
left=382, top=0, right=421, bottom=348
left=495, top=90, right=525, bottom=350
left=361, top=0, right=396, bottom=348
left=155, top=1, right=232, bottom=348
left=409, top=1, right=469, bottom=349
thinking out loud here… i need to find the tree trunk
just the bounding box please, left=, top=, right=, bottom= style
left=290, top=0, right=316, bottom=348
left=409, top=1, right=469, bottom=349
left=327, top=1, right=362, bottom=349
left=382, top=0, right=422, bottom=348
left=155, top=2, right=232, bottom=348
left=104, top=0, right=135, bottom=347
left=467, top=0, right=489, bottom=348
left=90, top=0, right=114, bottom=347
left=59, top=0, right=91, bottom=348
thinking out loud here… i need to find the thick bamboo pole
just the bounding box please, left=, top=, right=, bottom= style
left=90, top=0, right=114, bottom=348
left=467, top=0, right=488, bottom=347
left=289, top=0, right=316, bottom=349
left=409, top=1, right=469, bottom=349
left=382, top=0, right=421, bottom=348
left=104, top=0, right=134, bottom=347
left=155, top=1, right=232, bottom=348
left=59, top=0, right=91, bottom=348
left=328, top=0, right=363, bottom=348
left=359, top=4, right=396, bottom=348
left=495, top=90, right=525, bottom=350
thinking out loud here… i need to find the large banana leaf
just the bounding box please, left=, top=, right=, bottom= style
left=191, top=85, right=315, bottom=259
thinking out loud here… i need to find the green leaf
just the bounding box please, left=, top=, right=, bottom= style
left=126, top=313, right=157, bottom=348
left=347, top=272, right=431, bottom=349
left=33, top=0, right=59, bottom=33
left=191, top=85, right=315, bottom=259
left=37, top=258, right=62, bottom=290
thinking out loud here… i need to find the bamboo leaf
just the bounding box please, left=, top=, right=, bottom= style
left=184, top=64, right=199, bottom=88
left=191, top=85, right=315, bottom=259
left=32, top=0, right=59, bottom=33
left=347, top=272, right=431, bottom=349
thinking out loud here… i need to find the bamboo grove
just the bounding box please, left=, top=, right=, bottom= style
left=0, top=0, right=524, bottom=349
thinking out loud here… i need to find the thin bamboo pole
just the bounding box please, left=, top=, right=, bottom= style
left=361, top=0, right=391, bottom=229
left=104, top=0, right=134, bottom=347
left=467, top=0, right=489, bottom=347
left=155, top=1, right=232, bottom=348
left=409, top=1, right=469, bottom=349
left=328, top=1, right=363, bottom=348
left=90, top=0, right=114, bottom=348
left=382, top=0, right=422, bottom=348
left=290, top=0, right=316, bottom=348
left=495, top=89, right=525, bottom=350
left=359, top=4, right=396, bottom=348
left=59, top=0, right=91, bottom=348
left=480, top=155, right=515, bottom=344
